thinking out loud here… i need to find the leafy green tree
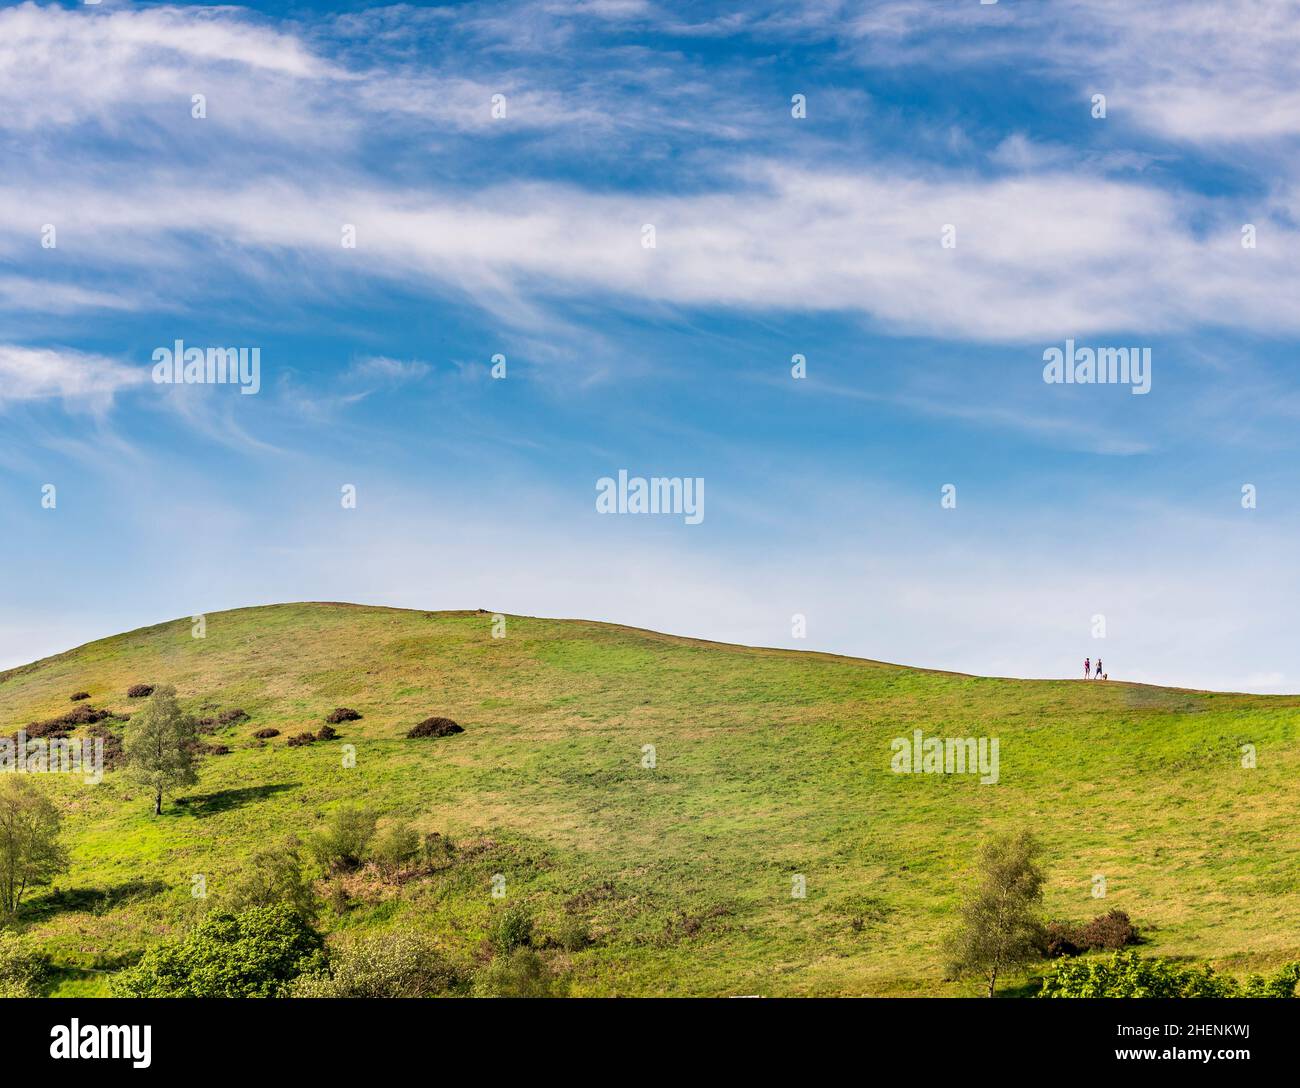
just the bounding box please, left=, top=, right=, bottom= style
left=112, top=904, right=325, bottom=997
left=0, top=775, right=70, bottom=916
left=945, top=829, right=1046, bottom=997
left=123, top=685, right=199, bottom=815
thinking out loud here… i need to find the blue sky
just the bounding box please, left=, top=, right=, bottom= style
left=2, top=0, right=1299, bottom=691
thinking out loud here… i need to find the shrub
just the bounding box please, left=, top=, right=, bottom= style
left=491, top=904, right=534, bottom=954
left=69, top=692, right=90, bottom=702
left=194, top=742, right=231, bottom=756
left=1243, top=963, right=1300, bottom=998
left=216, top=708, right=248, bottom=726
left=1045, top=910, right=1140, bottom=958
left=325, top=708, right=362, bottom=724
left=1039, top=950, right=1300, bottom=998
left=407, top=717, right=463, bottom=739
left=474, top=948, right=565, bottom=998
left=18, top=703, right=113, bottom=742
left=307, top=807, right=377, bottom=872
left=0, top=931, right=50, bottom=997
left=287, top=732, right=316, bottom=747
left=63, top=703, right=110, bottom=726
left=85, top=724, right=125, bottom=770
left=421, top=832, right=455, bottom=868
left=111, top=904, right=325, bottom=998
left=1044, top=921, right=1083, bottom=959
left=1079, top=909, right=1139, bottom=951
left=316, top=724, right=338, bottom=741
left=553, top=915, right=591, bottom=952
left=371, top=822, right=421, bottom=873
left=226, top=836, right=317, bottom=922
left=253, top=728, right=280, bottom=740
left=126, top=684, right=154, bottom=698
left=291, top=931, right=460, bottom=998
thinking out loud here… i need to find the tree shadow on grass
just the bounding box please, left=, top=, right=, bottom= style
left=25, top=878, right=168, bottom=921
left=172, top=782, right=298, bottom=816
left=998, top=976, right=1045, bottom=998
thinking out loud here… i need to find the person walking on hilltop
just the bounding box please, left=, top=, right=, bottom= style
left=1084, top=657, right=1091, bottom=679
left=1095, top=658, right=1104, bottom=679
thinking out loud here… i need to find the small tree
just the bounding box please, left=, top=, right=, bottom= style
left=0, top=776, right=70, bottom=916
left=307, top=806, right=377, bottom=872
left=123, top=685, right=199, bottom=815
left=946, top=829, right=1046, bottom=997
left=226, top=834, right=318, bottom=922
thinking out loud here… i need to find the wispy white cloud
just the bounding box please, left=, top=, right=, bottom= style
left=0, top=344, right=145, bottom=408
left=4, top=161, right=1296, bottom=343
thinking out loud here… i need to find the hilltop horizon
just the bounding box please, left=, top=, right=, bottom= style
left=3, top=600, right=1290, bottom=699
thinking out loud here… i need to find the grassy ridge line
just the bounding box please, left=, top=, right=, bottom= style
left=1, top=602, right=1297, bottom=997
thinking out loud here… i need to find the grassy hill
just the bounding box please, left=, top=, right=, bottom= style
left=2, top=602, right=1297, bottom=996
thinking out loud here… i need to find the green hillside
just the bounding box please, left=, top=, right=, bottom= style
left=2, top=602, right=1297, bottom=996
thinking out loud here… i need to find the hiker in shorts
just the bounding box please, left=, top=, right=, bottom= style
left=1096, top=658, right=1103, bottom=678
left=1084, top=657, right=1090, bottom=679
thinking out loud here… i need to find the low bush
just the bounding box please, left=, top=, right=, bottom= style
left=1044, top=922, right=1083, bottom=958
left=0, top=931, right=49, bottom=997
left=307, top=807, right=377, bottom=872
left=407, top=717, right=463, bottom=739
left=1079, top=909, right=1139, bottom=951
left=1045, top=909, right=1140, bottom=957
left=421, top=832, right=455, bottom=868
left=1039, top=950, right=1300, bottom=998
left=253, top=728, right=280, bottom=739
left=69, top=692, right=90, bottom=702
left=226, top=836, right=318, bottom=922
left=292, top=931, right=460, bottom=998
left=325, top=708, right=362, bottom=724
left=371, top=822, right=421, bottom=873
left=316, top=724, right=338, bottom=741
left=216, top=708, right=248, bottom=726
left=111, top=904, right=325, bottom=998
left=85, top=724, right=125, bottom=770
left=286, top=732, right=316, bottom=747
left=553, top=915, right=591, bottom=952
left=126, top=684, right=154, bottom=699
left=63, top=704, right=110, bottom=726
left=491, top=904, right=534, bottom=954
left=474, top=948, right=565, bottom=998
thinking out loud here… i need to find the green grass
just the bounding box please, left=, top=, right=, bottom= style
left=2, top=602, right=1297, bottom=996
